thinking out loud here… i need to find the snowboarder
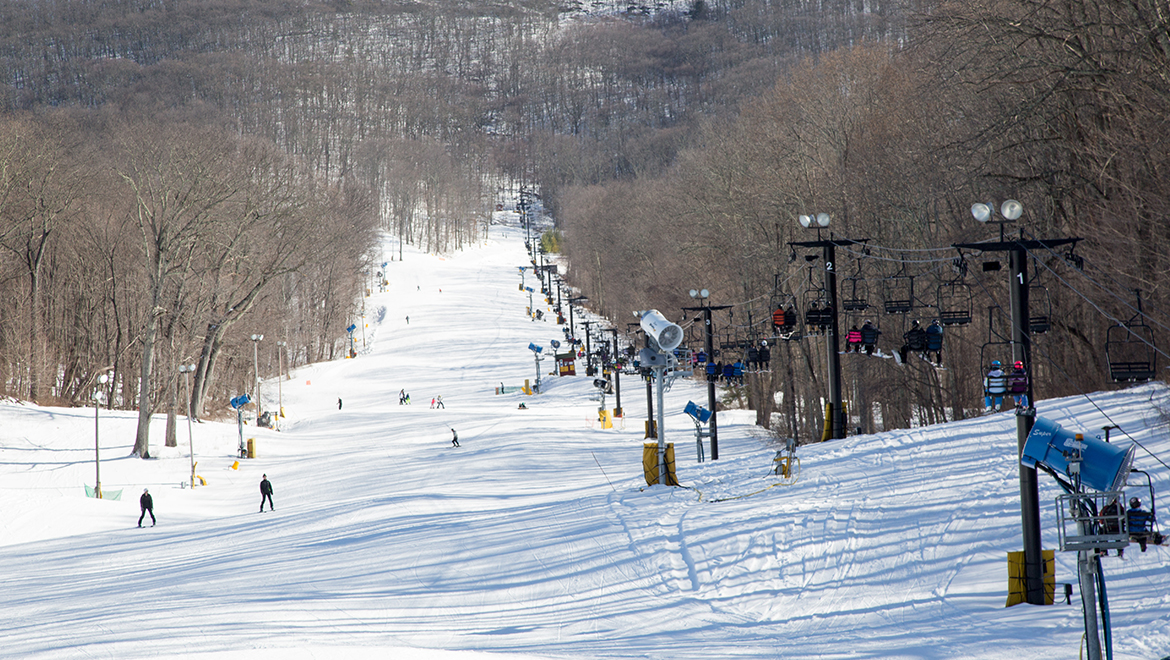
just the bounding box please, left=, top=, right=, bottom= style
left=451, top=428, right=460, bottom=447
left=138, top=488, right=155, bottom=527
left=260, top=474, right=274, bottom=512
left=984, top=361, right=1008, bottom=412
left=338, top=397, right=343, bottom=410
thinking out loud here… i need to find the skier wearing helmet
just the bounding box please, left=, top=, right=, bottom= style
left=1008, top=360, right=1029, bottom=408
left=984, top=360, right=1008, bottom=412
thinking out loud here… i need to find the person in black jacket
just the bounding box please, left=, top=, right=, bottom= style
left=138, top=488, right=155, bottom=527
left=260, top=474, right=274, bottom=512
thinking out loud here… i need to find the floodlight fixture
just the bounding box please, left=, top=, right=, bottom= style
left=816, top=213, right=831, bottom=227
left=1001, top=199, right=1023, bottom=220
left=971, top=203, right=993, bottom=223
left=798, top=214, right=812, bottom=228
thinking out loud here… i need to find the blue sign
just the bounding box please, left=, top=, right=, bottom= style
left=230, top=394, right=251, bottom=410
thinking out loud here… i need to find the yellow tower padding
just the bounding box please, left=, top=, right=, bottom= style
left=642, top=442, right=678, bottom=486
left=821, top=402, right=848, bottom=441
left=1005, top=550, right=1055, bottom=606
left=599, top=410, right=613, bottom=429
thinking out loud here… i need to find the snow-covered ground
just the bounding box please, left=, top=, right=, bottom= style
left=1, top=221, right=1168, bottom=660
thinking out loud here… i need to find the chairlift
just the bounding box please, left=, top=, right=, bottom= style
left=937, top=278, right=973, bottom=326
left=800, top=266, right=833, bottom=334
left=1124, top=469, right=1165, bottom=551
left=977, top=307, right=1025, bottom=410
left=883, top=262, right=914, bottom=314
left=770, top=274, right=800, bottom=340
left=1105, top=291, right=1157, bottom=382
left=1029, top=284, right=1052, bottom=334
left=841, top=260, right=869, bottom=312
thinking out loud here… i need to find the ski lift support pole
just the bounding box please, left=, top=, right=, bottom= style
left=788, top=229, right=869, bottom=441
left=607, top=328, right=623, bottom=417
left=683, top=294, right=731, bottom=460
left=956, top=204, right=1081, bottom=606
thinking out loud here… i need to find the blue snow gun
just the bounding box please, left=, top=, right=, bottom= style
left=230, top=394, right=251, bottom=410
left=1021, top=416, right=1135, bottom=492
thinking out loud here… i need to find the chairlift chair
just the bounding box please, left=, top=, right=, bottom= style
left=937, top=279, right=973, bottom=326
left=883, top=263, right=915, bottom=314
left=841, top=261, right=869, bottom=312
left=1029, top=284, right=1052, bottom=334
left=1125, top=469, right=1165, bottom=551
left=1106, top=291, right=1157, bottom=382
left=770, top=277, right=800, bottom=340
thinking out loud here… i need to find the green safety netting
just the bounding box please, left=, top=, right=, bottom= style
left=84, top=485, right=122, bottom=501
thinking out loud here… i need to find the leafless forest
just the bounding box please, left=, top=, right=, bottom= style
left=0, top=0, right=1166, bottom=449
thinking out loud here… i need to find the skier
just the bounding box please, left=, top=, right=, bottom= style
left=924, top=320, right=944, bottom=364
left=984, top=361, right=1008, bottom=412
left=451, top=428, right=460, bottom=447
left=399, top=389, right=406, bottom=405
left=338, top=397, right=343, bottom=410
left=845, top=325, right=862, bottom=353
left=860, top=320, right=880, bottom=355
left=260, top=474, right=274, bottom=512
left=898, top=320, right=927, bottom=363
left=1008, top=361, right=1029, bottom=408
left=138, top=488, right=155, bottom=527
left=436, top=395, right=444, bottom=409
left=430, top=397, right=436, bottom=409
left=1126, top=497, right=1164, bottom=551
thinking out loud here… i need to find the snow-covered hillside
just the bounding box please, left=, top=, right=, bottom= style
left=1, top=221, right=1167, bottom=660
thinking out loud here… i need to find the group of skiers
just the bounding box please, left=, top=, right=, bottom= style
left=138, top=474, right=275, bottom=526
left=982, top=359, right=1030, bottom=412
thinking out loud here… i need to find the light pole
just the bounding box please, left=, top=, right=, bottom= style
left=276, top=340, right=286, bottom=425
left=92, top=373, right=110, bottom=499
left=569, top=296, right=588, bottom=341
left=250, top=333, right=263, bottom=426
left=788, top=213, right=862, bottom=442
left=957, top=199, right=1081, bottom=606
left=683, top=289, right=731, bottom=460
left=179, top=363, right=197, bottom=487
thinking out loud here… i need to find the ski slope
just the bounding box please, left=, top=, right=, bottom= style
left=0, top=221, right=1168, bottom=660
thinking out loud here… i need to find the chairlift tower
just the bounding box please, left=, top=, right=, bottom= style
left=606, top=328, right=623, bottom=417
left=955, top=199, right=1082, bottom=606
left=788, top=213, right=869, bottom=441
left=683, top=289, right=731, bottom=460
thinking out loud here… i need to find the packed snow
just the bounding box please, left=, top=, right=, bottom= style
left=1, top=220, right=1167, bottom=660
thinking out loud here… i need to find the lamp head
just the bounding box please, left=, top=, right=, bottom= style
left=816, top=213, right=831, bottom=227
left=1000, top=199, right=1023, bottom=220
left=798, top=214, right=812, bottom=228
left=971, top=203, right=993, bottom=223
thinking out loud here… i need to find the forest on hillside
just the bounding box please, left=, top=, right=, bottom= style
left=0, top=0, right=1166, bottom=448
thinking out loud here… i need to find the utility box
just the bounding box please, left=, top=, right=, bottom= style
left=246, top=438, right=257, bottom=459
